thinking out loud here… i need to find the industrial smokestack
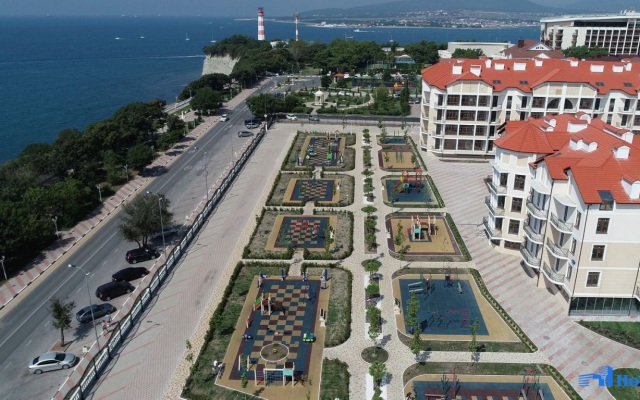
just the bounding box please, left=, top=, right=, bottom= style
left=295, top=13, right=299, bottom=42
left=257, top=8, right=265, bottom=41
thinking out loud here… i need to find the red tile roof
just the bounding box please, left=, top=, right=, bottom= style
left=422, top=58, right=640, bottom=95
left=501, top=39, right=564, bottom=59
left=496, top=114, right=640, bottom=204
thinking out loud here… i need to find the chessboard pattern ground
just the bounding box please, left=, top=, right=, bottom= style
left=229, top=279, right=320, bottom=381
left=290, top=179, right=335, bottom=202
left=300, top=136, right=343, bottom=166
left=275, top=216, right=330, bottom=249
left=398, top=278, right=489, bottom=336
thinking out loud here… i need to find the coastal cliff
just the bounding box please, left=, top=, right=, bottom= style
left=202, top=54, right=238, bottom=76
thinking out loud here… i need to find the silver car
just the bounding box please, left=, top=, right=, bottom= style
left=29, top=352, right=77, bottom=374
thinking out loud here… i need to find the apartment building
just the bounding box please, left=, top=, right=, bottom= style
left=419, top=58, right=640, bottom=157
left=484, top=113, right=640, bottom=316
left=540, top=10, right=640, bottom=55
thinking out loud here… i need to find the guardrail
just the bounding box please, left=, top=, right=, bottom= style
left=57, top=119, right=273, bottom=400
left=163, top=98, right=192, bottom=113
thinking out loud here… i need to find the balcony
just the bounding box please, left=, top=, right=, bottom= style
left=546, top=238, right=570, bottom=259
left=485, top=196, right=505, bottom=216
left=520, top=247, right=541, bottom=268
left=523, top=221, right=544, bottom=243
left=526, top=198, right=548, bottom=220
left=482, top=217, right=502, bottom=239
left=617, top=107, right=634, bottom=114
left=488, top=180, right=507, bottom=194
left=550, top=212, right=572, bottom=233
left=542, top=263, right=566, bottom=286
left=635, top=285, right=640, bottom=301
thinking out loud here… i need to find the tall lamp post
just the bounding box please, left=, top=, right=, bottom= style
left=68, top=264, right=100, bottom=350
left=1, top=255, right=7, bottom=282
left=146, top=191, right=166, bottom=258
left=96, top=184, right=102, bottom=202
left=123, top=165, right=129, bottom=182
left=52, top=216, right=59, bottom=238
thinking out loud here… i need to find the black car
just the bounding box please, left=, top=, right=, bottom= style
left=125, top=247, right=159, bottom=264
left=95, top=281, right=135, bottom=301
left=75, top=303, right=116, bottom=323
left=112, top=267, right=149, bottom=282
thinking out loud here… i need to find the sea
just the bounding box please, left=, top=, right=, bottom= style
left=0, top=16, right=538, bottom=163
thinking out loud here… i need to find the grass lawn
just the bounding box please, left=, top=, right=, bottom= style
left=396, top=331, right=529, bottom=353
left=579, top=320, right=640, bottom=350
left=182, top=262, right=288, bottom=400
left=608, top=368, right=640, bottom=400
left=320, top=358, right=350, bottom=400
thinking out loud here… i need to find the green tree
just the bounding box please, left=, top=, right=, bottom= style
left=127, top=144, right=154, bottom=172
left=103, top=150, right=125, bottom=185
left=469, top=317, right=480, bottom=354
left=178, top=73, right=230, bottom=100
left=404, top=40, right=441, bottom=65
left=563, top=45, right=609, bottom=59
left=48, top=297, right=75, bottom=346
left=369, top=360, right=386, bottom=389
left=406, top=292, right=420, bottom=333
left=364, top=259, right=381, bottom=276
left=451, top=48, right=483, bottom=58
left=320, top=75, right=332, bottom=88
left=118, top=192, right=174, bottom=247
left=410, top=324, right=423, bottom=363
left=190, top=87, right=223, bottom=115
left=361, top=205, right=377, bottom=217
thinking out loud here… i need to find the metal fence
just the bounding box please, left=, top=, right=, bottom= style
left=58, top=120, right=272, bottom=400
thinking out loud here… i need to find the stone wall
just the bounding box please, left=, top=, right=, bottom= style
left=201, top=54, right=238, bottom=76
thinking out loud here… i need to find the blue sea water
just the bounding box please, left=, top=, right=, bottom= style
left=0, top=16, right=538, bottom=163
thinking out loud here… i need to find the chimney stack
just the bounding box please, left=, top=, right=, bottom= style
left=518, top=38, right=525, bottom=48
left=257, top=8, right=265, bottom=41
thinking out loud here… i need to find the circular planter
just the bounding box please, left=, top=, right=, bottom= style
left=260, top=343, right=289, bottom=364
left=361, top=346, right=389, bottom=364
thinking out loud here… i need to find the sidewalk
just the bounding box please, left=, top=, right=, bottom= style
left=0, top=85, right=258, bottom=311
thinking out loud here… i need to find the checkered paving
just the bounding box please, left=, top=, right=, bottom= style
left=306, top=137, right=341, bottom=166
left=275, top=216, right=329, bottom=249
left=290, top=179, right=334, bottom=202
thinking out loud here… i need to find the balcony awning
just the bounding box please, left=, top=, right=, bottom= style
left=530, top=178, right=551, bottom=195
left=554, top=194, right=577, bottom=207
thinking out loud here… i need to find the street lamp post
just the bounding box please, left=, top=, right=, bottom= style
left=68, top=264, right=100, bottom=350
left=123, top=165, right=129, bottom=182
left=96, top=184, right=102, bottom=202
left=0, top=256, right=7, bottom=282
left=52, top=216, right=59, bottom=238
left=147, top=191, right=166, bottom=258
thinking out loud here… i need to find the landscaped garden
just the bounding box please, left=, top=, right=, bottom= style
left=266, top=172, right=354, bottom=207
left=281, top=131, right=356, bottom=171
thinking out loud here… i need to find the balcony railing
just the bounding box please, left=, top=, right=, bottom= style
left=546, top=238, right=570, bottom=259
left=523, top=222, right=544, bottom=243
left=520, top=247, right=541, bottom=268
left=543, top=263, right=566, bottom=285
left=488, top=180, right=507, bottom=194
left=483, top=216, right=502, bottom=239
left=635, top=285, right=640, bottom=301
left=550, top=212, right=573, bottom=233
left=485, top=196, right=505, bottom=216
left=526, top=198, right=548, bottom=220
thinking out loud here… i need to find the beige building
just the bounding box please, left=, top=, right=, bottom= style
left=485, top=113, right=640, bottom=316
left=540, top=10, right=640, bottom=55
left=419, top=57, right=640, bottom=157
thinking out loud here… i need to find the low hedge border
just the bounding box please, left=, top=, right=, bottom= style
left=426, top=175, right=445, bottom=208
left=444, top=213, right=471, bottom=261
left=539, top=364, right=583, bottom=400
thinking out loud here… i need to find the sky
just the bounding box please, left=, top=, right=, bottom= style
left=0, top=0, right=577, bottom=18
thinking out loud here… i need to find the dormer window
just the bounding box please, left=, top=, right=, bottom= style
left=598, top=190, right=614, bottom=211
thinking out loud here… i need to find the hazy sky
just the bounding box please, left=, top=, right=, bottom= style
left=0, top=0, right=575, bottom=17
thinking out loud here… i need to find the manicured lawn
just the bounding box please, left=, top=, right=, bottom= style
left=579, top=320, right=640, bottom=350
left=608, top=368, right=640, bottom=400
left=320, top=358, right=350, bottom=400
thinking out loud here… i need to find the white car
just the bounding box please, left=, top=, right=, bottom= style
left=219, top=114, right=229, bottom=122
left=286, top=114, right=298, bottom=121
left=338, top=91, right=346, bottom=96
left=29, top=352, right=77, bottom=374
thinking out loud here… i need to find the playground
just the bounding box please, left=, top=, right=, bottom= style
left=266, top=215, right=338, bottom=252
left=298, top=133, right=347, bottom=167
left=404, top=373, right=570, bottom=400
left=378, top=144, right=420, bottom=171
left=382, top=170, right=438, bottom=206
left=216, top=276, right=330, bottom=400
left=393, top=273, right=518, bottom=341
left=267, top=173, right=353, bottom=206
left=385, top=214, right=465, bottom=261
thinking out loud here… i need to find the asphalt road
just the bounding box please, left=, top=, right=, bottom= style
left=0, top=79, right=285, bottom=400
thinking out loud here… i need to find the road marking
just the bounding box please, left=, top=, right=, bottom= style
left=3, top=361, right=11, bottom=370
left=44, top=321, right=50, bottom=328
left=76, top=287, right=82, bottom=294
left=25, top=340, right=32, bottom=347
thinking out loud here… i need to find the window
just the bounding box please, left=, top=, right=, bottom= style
left=567, top=264, right=573, bottom=281
left=574, top=212, right=581, bottom=229
left=596, top=218, right=609, bottom=234
left=519, top=80, right=529, bottom=85
left=624, top=82, right=633, bottom=87
left=595, top=82, right=604, bottom=87
left=504, top=241, right=521, bottom=250
left=493, top=79, right=502, bottom=84
left=511, top=198, right=523, bottom=213
left=591, top=245, right=605, bottom=261
left=586, top=271, right=600, bottom=288
left=514, top=175, right=526, bottom=190
left=598, top=191, right=614, bottom=210
left=571, top=238, right=577, bottom=254
left=508, top=220, right=520, bottom=235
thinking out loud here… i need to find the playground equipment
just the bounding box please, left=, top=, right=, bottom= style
left=303, top=332, right=315, bottom=342
left=254, top=362, right=297, bottom=386
left=393, top=169, right=423, bottom=194
left=409, top=214, right=437, bottom=241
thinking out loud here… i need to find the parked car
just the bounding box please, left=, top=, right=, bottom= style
left=112, top=267, right=150, bottom=282
left=286, top=114, right=298, bottom=121
left=308, top=115, right=320, bottom=122
left=244, top=119, right=260, bottom=129
left=95, top=281, right=135, bottom=301
left=338, top=91, right=346, bottom=96
left=219, top=114, right=229, bottom=122
left=75, top=303, right=116, bottom=323
left=238, top=130, right=254, bottom=137
left=150, top=226, right=179, bottom=240
left=29, top=352, right=77, bottom=374
left=125, top=247, right=159, bottom=264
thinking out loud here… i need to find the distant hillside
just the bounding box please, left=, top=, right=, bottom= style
left=562, top=0, right=639, bottom=13
left=301, top=0, right=567, bottom=17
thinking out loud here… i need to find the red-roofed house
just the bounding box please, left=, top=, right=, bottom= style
left=499, top=39, right=564, bottom=60
left=419, top=58, right=640, bottom=157
left=485, top=113, right=640, bottom=315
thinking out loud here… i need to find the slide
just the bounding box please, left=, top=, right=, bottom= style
left=394, top=177, right=405, bottom=193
